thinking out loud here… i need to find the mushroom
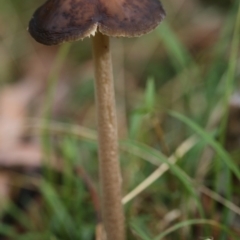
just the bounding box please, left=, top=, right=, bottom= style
left=28, top=1, right=165, bottom=239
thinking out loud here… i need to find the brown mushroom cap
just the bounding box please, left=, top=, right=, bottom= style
left=29, top=0, right=166, bottom=45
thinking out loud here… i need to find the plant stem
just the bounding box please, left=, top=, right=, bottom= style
left=92, top=31, right=125, bottom=240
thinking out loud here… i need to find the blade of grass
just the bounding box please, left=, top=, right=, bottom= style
left=153, top=219, right=238, bottom=240
left=60, top=137, right=78, bottom=206
left=41, top=44, right=70, bottom=181
left=122, top=136, right=198, bottom=204
left=144, top=77, right=156, bottom=111
left=130, top=220, right=152, bottom=240
left=170, top=111, right=240, bottom=180
left=40, top=180, right=76, bottom=238
left=122, top=139, right=204, bottom=217
left=157, top=22, right=192, bottom=71
left=157, top=22, right=201, bottom=115
left=203, top=3, right=239, bottom=116
left=217, top=3, right=240, bottom=239
left=219, top=1, right=240, bottom=145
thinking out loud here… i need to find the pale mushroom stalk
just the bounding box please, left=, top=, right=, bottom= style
left=92, top=31, right=124, bottom=240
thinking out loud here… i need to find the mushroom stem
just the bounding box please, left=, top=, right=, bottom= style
left=92, top=31, right=125, bottom=240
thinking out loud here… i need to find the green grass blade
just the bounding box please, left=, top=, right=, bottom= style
left=216, top=4, right=240, bottom=239
left=41, top=43, right=71, bottom=183
left=40, top=180, right=76, bottom=238
left=154, top=219, right=238, bottom=240
left=130, top=220, right=152, bottom=240
left=157, top=22, right=192, bottom=71
left=144, top=77, right=156, bottom=111
left=170, top=111, right=240, bottom=179
left=123, top=140, right=204, bottom=217
left=219, top=1, right=240, bottom=145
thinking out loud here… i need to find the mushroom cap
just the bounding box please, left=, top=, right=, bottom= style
left=29, top=0, right=166, bottom=45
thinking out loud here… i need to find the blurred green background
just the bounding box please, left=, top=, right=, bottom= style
left=0, top=0, right=239, bottom=239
